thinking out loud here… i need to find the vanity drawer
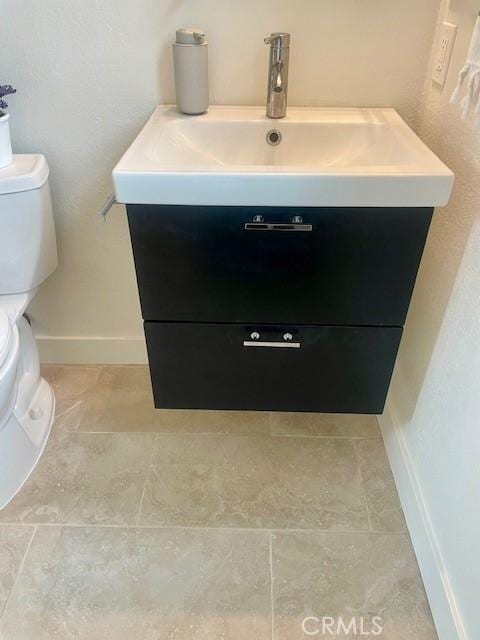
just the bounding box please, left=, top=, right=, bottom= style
left=128, top=205, right=432, bottom=326
left=144, top=322, right=402, bottom=414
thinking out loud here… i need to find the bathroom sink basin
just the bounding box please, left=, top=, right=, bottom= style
left=113, top=106, right=453, bottom=208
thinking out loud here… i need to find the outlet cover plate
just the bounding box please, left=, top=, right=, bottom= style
left=432, top=22, right=457, bottom=86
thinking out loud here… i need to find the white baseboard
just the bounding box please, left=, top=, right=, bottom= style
left=379, top=379, right=467, bottom=640
left=36, top=335, right=148, bottom=364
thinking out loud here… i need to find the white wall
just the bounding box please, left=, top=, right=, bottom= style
left=381, top=1, right=480, bottom=638
left=0, top=0, right=441, bottom=362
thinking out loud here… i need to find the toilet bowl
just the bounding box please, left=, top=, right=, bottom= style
left=0, top=155, right=58, bottom=510
left=0, top=310, right=19, bottom=430
left=0, top=309, right=55, bottom=510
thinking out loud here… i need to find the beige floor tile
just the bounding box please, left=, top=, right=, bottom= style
left=355, top=439, right=407, bottom=533
left=77, top=366, right=270, bottom=435
left=0, top=526, right=271, bottom=640
left=270, top=412, right=381, bottom=438
left=41, top=365, right=101, bottom=431
left=272, top=531, right=437, bottom=640
left=0, top=432, right=155, bottom=526
left=140, top=434, right=369, bottom=530
left=0, top=527, right=34, bottom=617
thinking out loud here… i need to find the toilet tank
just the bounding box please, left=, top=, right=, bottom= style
left=0, top=155, right=58, bottom=295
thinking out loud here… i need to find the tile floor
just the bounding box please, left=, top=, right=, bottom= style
left=0, top=365, right=437, bottom=639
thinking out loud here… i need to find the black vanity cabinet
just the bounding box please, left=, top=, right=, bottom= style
left=127, top=205, right=433, bottom=414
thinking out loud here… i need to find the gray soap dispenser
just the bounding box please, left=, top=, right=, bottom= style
left=173, top=28, right=209, bottom=115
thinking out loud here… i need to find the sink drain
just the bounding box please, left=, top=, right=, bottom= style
left=266, top=129, right=282, bottom=146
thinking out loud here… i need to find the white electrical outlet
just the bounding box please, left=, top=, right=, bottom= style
left=432, top=22, right=457, bottom=86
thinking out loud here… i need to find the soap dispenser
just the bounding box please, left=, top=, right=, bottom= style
left=173, top=28, right=209, bottom=115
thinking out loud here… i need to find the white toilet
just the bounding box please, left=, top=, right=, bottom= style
left=0, top=154, right=58, bottom=510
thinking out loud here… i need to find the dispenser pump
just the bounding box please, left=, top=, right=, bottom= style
left=175, top=28, right=206, bottom=45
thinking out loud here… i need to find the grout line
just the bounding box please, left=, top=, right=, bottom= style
left=55, top=430, right=165, bottom=437
left=269, top=533, right=275, bottom=640
left=0, top=525, right=37, bottom=623
left=352, top=439, right=374, bottom=532
left=269, top=433, right=383, bottom=440
left=55, top=429, right=382, bottom=440
left=134, top=433, right=159, bottom=527
left=0, top=522, right=408, bottom=534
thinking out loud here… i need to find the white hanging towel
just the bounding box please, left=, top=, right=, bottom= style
left=450, top=15, right=480, bottom=121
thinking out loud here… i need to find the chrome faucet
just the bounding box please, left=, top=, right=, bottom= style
left=264, top=32, right=290, bottom=119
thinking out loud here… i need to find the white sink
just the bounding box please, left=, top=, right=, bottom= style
left=113, top=106, right=453, bottom=208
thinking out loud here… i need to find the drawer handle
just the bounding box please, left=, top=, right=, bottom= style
left=243, top=340, right=301, bottom=349
left=244, top=222, right=312, bottom=232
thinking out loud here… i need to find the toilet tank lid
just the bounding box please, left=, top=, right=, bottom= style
left=0, top=155, right=49, bottom=195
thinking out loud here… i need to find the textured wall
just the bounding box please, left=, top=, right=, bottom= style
left=0, top=0, right=440, bottom=360
left=387, top=0, right=480, bottom=636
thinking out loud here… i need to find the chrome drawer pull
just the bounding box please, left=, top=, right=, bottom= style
left=243, top=340, right=301, bottom=349
left=244, top=222, right=312, bottom=232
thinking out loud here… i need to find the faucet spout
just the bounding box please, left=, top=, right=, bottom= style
left=265, top=33, right=290, bottom=118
